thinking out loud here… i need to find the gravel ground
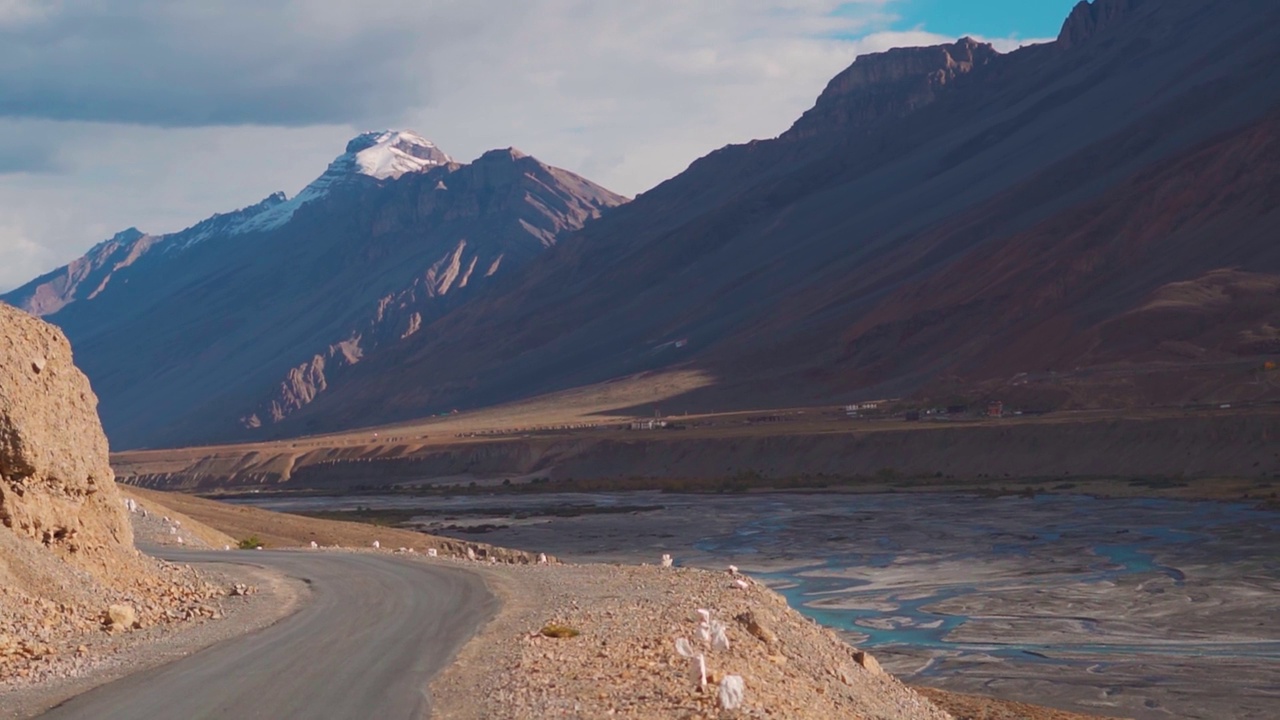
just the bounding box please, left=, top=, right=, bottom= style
left=432, top=561, right=952, bottom=720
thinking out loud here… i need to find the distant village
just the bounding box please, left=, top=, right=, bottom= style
left=440, top=398, right=1040, bottom=441
left=841, top=399, right=1022, bottom=421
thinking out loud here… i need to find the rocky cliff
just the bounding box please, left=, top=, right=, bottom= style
left=0, top=303, right=219, bottom=684
left=785, top=37, right=998, bottom=139
left=1057, top=0, right=1148, bottom=49
left=0, top=302, right=133, bottom=576
left=4, top=228, right=156, bottom=317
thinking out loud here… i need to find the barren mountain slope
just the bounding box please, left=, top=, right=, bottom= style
left=282, top=0, right=1280, bottom=435
left=827, top=105, right=1280, bottom=399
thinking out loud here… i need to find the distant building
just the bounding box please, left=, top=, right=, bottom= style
left=987, top=401, right=1004, bottom=418
left=629, top=419, right=668, bottom=430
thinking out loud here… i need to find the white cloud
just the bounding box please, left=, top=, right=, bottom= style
left=0, top=1, right=1053, bottom=292
left=0, top=122, right=352, bottom=290
left=0, top=221, right=58, bottom=293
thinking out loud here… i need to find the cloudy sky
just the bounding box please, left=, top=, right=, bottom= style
left=0, top=0, right=1075, bottom=291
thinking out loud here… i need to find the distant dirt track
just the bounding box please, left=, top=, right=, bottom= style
left=36, top=550, right=496, bottom=720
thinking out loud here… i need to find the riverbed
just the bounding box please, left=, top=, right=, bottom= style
left=236, top=491, right=1280, bottom=719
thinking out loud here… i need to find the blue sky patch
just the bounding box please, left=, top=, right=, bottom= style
left=893, top=0, right=1079, bottom=41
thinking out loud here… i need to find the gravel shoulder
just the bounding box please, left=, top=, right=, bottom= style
left=1, top=558, right=303, bottom=720
left=2, top=491, right=303, bottom=719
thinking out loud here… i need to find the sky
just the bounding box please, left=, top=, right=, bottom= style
left=0, top=0, right=1079, bottom=292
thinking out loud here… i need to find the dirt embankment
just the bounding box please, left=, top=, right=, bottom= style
left=116, top=410, right=1280, bottom=491
left=122, top=487, right=552, bottom=564
left=433, top=563, right=950, bottom=720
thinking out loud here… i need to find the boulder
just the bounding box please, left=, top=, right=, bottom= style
left=853, top=649, right=883, bottom=675
left=735, top=610, right=777, bottom=646
left=106, top=603, right=137, bottom=632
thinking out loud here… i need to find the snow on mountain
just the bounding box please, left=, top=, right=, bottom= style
left=347, top=130, right=452, bottom=180
left=234, top=130, right=451, bottom=234
left=166, top=192, right=290, bottom=251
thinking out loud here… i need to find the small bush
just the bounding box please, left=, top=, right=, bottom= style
left=539, top=623, right=580, bottom=639
left=237, top=536, right=264, bottom=550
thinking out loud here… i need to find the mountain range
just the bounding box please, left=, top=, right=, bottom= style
left=3, top=131, right=624, bottom=447
left=8, top=0, right=1280, bottom=449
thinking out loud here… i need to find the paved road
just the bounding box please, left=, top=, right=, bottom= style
left=38, top=551, right=497, bottom=720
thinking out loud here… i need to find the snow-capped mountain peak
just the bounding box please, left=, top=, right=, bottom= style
left=232, top=130, right=451, bottom=235
left=344, top=130, right=452, bottom=180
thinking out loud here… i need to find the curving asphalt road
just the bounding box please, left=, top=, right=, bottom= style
left=37, top=550, right=497, bottom=720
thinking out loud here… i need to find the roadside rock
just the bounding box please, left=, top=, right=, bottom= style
left=735, top=610, right=778, bottom=647
left=105, top=605, right=137, bottom=632
left=854, top=649, right=884, bottom=675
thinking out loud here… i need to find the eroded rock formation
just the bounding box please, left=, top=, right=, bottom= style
left=0, top=302, right=133, bottom=578
left=1, top=303, right=223, bottom=685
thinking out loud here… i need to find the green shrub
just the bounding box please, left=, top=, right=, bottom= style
left=237, top=536, right=264, bottom=550
left=539, top=623, right=581, bottom=639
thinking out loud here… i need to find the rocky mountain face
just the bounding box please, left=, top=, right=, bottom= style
left=1057, top=0, right=1147, bottom=49
left=784, top=37, right=999, bottom=140
left=271, top=0, right=1280, bottom=434
left=3, top=134, right=624, bottom=448
left=239, top=147, right=618, bottom=431
left=3, top=229, right=153, bottom=317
